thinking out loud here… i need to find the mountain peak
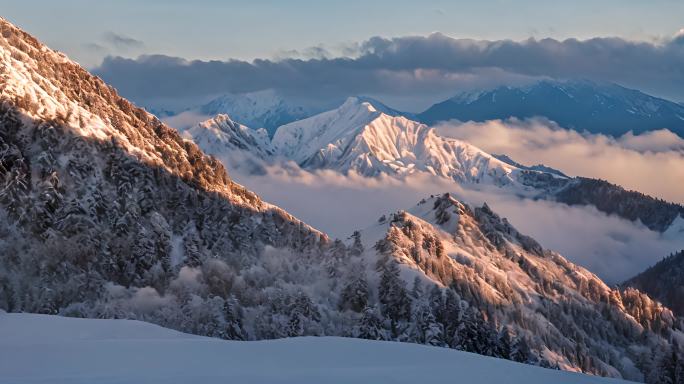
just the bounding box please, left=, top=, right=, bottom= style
left=339, top=96, right=380, bottom=114
left=271, top=98, right=519, bottom=183
left=195, top=89, right=321, bottom=136
left=184, top=114, right=274, bottom=159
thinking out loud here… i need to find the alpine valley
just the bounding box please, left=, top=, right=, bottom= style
left=184, top=97, right=684, bottom=234
left=1, top=15, right=683, bottom=384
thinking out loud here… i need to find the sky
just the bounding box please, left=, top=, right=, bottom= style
left=5, top=0, right=684, bottom=68
left=5, top=1, right=684, bottom=112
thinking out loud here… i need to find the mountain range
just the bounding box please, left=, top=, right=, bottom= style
left=0, top=16, right=683, bottom=384
left=416, top=79, right=684, bottom=137
left=182, top=89, right=325, bottom=136
left=160, top=79, right=684, bottom=140
left=185, top=97, right=684, bottom=233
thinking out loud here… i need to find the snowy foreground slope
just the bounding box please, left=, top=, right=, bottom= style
left=0, top=313, right=630, bottom=384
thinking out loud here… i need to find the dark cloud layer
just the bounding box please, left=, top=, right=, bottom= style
left=93, top=32, right=684, bottom=111
left=103, top=32, right=144, bottom=49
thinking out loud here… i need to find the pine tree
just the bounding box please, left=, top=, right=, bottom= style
left=443, top=288, right=462, bottom=348
left=410, top=301, right=445, bottom=346
left=495, top=327, right=513, bottom=359
left=223, top=296, right=246, bottom=340
left=378, top=261, right=411, bottom=337
left=338, top=264, right=370, bottom=312
left=349, top=230, right=364, bottom=257
left=131, top=224, right=157, bottom=286
left=456, top=307, right=497, bottom=356
left=510, top=335, right=536, bottom=364
left=428, top=285, right=445, bottom=323
left=411, top=276, right=424, bottom=299
left=356, top=305, right=386, bottom=340
left=287, top=291, right=321, bottom=337
left=653, top=343, right=684, bottom=384
left=183, top=221, right=203, bottom=268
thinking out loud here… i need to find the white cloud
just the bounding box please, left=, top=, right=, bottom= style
left=228, top=159, right=684, bottom=284
left=435, top=119, right=684, bottom=204
left=162, top=111, right=212, bottom=131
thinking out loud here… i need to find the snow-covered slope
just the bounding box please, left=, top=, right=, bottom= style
left=355, top=193, right=678, bottom=381
left=197, top=89, right=321, bottom=136
left=417, top=79, right=684, bottom=138
left=623, top=249, right=684, bottom=317
left=0, top=312, right=630, bottom=384
left=181, top=114, right=275, bottom=159
left=272, top=97, right=519, bottom=185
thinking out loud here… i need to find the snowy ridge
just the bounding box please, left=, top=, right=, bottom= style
left=182, top=114, right=275, bottom=159
left=0, top=17, right=255, bottom=207
left=198, top=89, right=319, bottom=136
left=0, top=16, right=327, bottom=229
left=272, top=97, right=520, bottom=185
left=357, top=193, right=678, bottom=380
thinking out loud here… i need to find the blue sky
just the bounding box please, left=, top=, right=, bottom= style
left=4, top=0, right=684, bottom=68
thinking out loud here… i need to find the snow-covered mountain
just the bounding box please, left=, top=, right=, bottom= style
left=272, top=97, right=520, bottom=185
left=268, top=97, right=684, bottom=232
left=1, top=17, right=682, bottom=384
left=417, top=79, right=684, bottom=138
left=352, top=193, right=679, bottom=381
left=181, top=114, right=275, bottom=159
left=0, top=312, right=632, bottom=384
left=0, top=14, right=327, bottom=339
left=196, top=89, right=322, bottom=136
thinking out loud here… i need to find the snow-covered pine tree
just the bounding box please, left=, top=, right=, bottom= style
left=443, top=288, right=463, bottom=348
left=510, top=334, right=536, bottom=364
left=338, top=262, right=370, bottom=312
left=378, top=260, right=411, bottom=338
left=495, top=326, right=513, bottom=359
left=410, top=301, right=445, bottom=346
left=355, top=305, right=386, bottom=340
left=349, top=230, right=364, bottom=257
left=182, top=221, right=203, bottom=268
left=411, top=276, right=424, bottom=299
left=456, top=307, right=497, bottom=356
left=223, top=295, right=246, bottom=340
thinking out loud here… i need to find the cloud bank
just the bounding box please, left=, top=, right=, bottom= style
left=93, top=32, right=684, bottom=111
left=223, top=156, right=684, bottom=285
left=435, top=119, right=684, bottom=204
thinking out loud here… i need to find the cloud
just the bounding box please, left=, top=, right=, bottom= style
left=162, top=111, right=212, bottom=130
left=435, top=119, right=684, bottom=204
left=617, top=129, right=684, bottom=152
left=83, top=42, right=107, bottom=53
left=103, top=32, right=144, bottom=49
left=274, top=45, right=332, bottom=61
left=92, top=31, right=684, bottom=111
left=223, top=155, right=684, bottom=284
